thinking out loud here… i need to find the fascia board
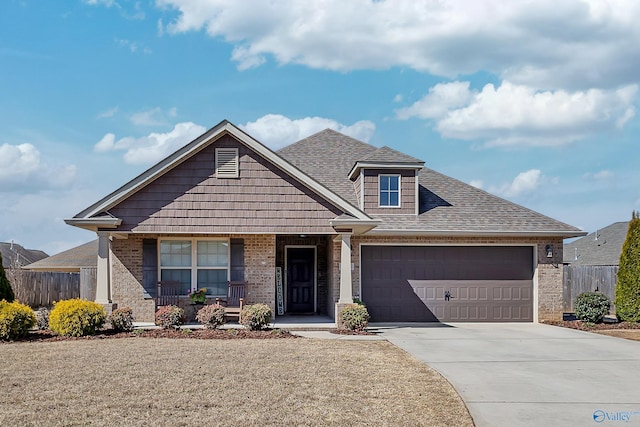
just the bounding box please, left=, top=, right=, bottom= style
left=348, top=162, right=425, bottom=180
left=366, top=228, right=588, bottom=239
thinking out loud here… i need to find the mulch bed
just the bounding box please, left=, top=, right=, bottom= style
left=4, top=328, right=298, bottom=343
left=544, top=320, right=640, bottom=331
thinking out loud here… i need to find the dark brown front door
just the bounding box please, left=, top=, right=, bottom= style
left=286, top=247, right=315, bottom=313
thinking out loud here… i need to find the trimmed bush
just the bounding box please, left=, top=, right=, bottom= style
left=575, top=292, right=610, bottom=324
left=339, top=304, right=370, bottom=331
left=35, top=307, right=50, bottom=330
left=240, top=304, right=272, bottom=331
left=196, top=303, right=226, bottom=329
left=615, top=211, right=640, bottom=322
left=49, top=299, right=107, bottom=337
left=110, top=307, right=135, bottom=332
left=0, top=254, right=15, bottom=302
left=155, top=305, right=186, bottom=329
left=0, top=300, right=36, bottom=340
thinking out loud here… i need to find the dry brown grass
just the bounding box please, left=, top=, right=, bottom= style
left=595, top=329, right=640, bottom=341
left=0, top=338, right=472, bottom=427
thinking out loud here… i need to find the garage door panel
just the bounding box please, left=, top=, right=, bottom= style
left=362, top=246, right=533, bottom=322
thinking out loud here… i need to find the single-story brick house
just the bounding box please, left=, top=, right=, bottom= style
left=66, top=120, right=585, bottom=324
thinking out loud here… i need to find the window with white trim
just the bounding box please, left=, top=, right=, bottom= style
left=159, top=239, right=229, bottom=297
left=379, top=174, right=400, bottom=207
left=215, top=148, right=239, bottom=178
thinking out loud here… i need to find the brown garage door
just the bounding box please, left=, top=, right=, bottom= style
left=361, top=246, right=533, bottom=322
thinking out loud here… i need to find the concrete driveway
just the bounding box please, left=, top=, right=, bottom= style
left=379, top=323, right=640, bottom=427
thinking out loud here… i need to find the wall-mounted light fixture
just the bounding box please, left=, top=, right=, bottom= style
left=545, top=245, right=553, bottom=259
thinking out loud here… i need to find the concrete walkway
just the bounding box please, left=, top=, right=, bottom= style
left=379, top=323, right=640, bottom=427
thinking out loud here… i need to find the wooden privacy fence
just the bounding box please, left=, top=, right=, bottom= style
left=11, top=267, right=97, bottom=307
left=563, top=265, right=618, bottom=313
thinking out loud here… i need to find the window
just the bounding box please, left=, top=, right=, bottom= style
left=215, top=148, right=239, bottom=178
left=160, top=239, right=229, bottom=297
left=379, top=175, right=400, bottom=207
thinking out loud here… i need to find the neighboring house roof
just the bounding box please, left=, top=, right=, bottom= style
left=563, top=221, right=629, bottom=266
left=23, top=240, right=98, bottom=272
left=278, top=129, right=584, bottom=237
left=0, top=242, right=48, bottom=268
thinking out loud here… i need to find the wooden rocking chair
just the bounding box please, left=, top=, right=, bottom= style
left=216, top=281, right=246, bottom=322
left=156, top=280, right=181, bottom=308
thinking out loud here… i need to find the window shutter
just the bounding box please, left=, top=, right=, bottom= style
left=230, top=238, right=245, bottom=281
left=142, top=239, right=158, bottom=298
left=216, top=148, right=239, bottom=178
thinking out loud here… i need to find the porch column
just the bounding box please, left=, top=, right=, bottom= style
left=96, top=231, right=112, bottom=304
left=338, top=233, right=353, bottom=304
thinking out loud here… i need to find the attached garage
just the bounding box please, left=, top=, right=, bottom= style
left=361, top=245, right=534, bottom=322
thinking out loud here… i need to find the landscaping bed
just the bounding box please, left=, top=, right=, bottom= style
left=545, top=320, right=640, bottom=342
left=2, top=328, right=298, bottom=343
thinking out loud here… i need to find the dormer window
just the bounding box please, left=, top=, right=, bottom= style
left=379, top=175, right=400, bottom=207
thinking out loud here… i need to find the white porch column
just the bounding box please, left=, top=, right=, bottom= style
left=96, top=231, right=112, bottom=304
left=338, top=233, right=353, bottom=304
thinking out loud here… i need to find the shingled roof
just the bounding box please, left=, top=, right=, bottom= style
left=23, top=240, right=97, bottom=272
left=278, top=129, right=584, bottom=236
left=563, top=221, right=628, bottom=265
left=358, top=146, right=424, bottom=164
left=0, top=242, right=48, bottom=268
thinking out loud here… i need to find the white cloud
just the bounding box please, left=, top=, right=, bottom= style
left=0, top=143, right=76, bottom=191
left=469, top=179, right=484, bottom=189
left=240, top=114, right=375, bottom=150
left=97, top=106, right=118, bottom=119
left=84, top=0, right=119, bottom=7
left=396, top=81, right=474, bottom=120
left=115, top=38, right=152, bottom=54
left=397, top=81, right=637, bottom=147
left=93, top=122, right=206, bottom=165
left=130, top=107, right=174, bottom=126
left=489, top=169, right=542, bottom=198
left=584, top=170, right=614, bottom=180
left=156, top=0, right=640, bottom=90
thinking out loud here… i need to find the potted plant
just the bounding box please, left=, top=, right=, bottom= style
left=188, top=288, right=207, bottom=304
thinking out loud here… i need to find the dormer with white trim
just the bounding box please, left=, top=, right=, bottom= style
left=348, top=146, right=424, bottom=215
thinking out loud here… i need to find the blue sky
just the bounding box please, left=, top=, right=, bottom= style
left=1, top=0, right=639, bottom=255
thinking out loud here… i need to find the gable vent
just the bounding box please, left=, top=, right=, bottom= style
left=215, top=148, right=239, bottom=178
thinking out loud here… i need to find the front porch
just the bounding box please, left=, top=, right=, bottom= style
left=100, top=232, right=357, bottom=325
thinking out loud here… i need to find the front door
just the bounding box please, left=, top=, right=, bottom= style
left=286, top=247, right=315, bottom=313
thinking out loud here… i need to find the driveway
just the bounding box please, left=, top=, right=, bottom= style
left=379, top=323, right=640, bottom=427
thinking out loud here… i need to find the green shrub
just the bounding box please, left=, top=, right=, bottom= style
left=615, top=211, right=640, bottom=322
left=35, top=307, right=50, bottom=330
left=240, top=304, right=272, bottom=331
left=339, top=304, right=370, bottom=331
left=110, top=307, right=135, bottom=332
left=196, top=303, right=226, bottom=329
left=0, top=254, right=15, bottom=302
left=155, top=305, right=186, bottom=329
left=49, top=299, right=107, bottom=337
left=575, top=292, right=610, bottom=324
left=0, top=300, right=36, bottom=340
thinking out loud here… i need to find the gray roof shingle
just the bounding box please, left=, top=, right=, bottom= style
left=0, top=242, right=48, bottom=268
left=358, top=146, right=424, bottom=164
left=563, top=222, right=628, bottom=265
left=23, top=240, right=97, bottom=271
left=278, top=129, right=583, bottom=235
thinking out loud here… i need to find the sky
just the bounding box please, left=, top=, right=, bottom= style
left=1, top=0, right=639, bottom=256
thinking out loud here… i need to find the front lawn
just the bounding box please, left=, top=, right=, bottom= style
left=0, top=338, right=472, bottom=426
